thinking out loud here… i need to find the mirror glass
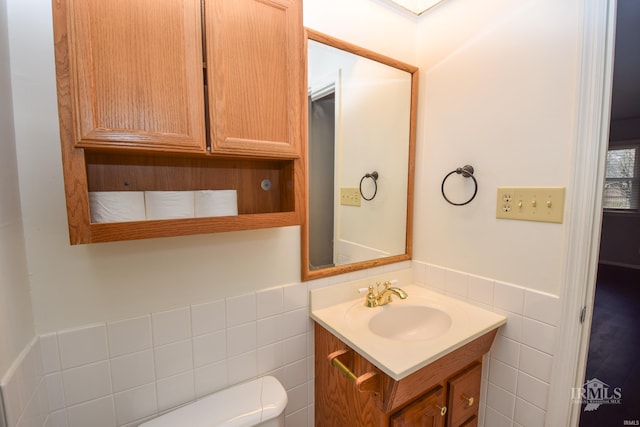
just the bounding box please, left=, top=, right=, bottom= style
left=302, top=30, right=417, bottom=280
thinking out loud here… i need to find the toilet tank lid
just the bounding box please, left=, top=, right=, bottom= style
left=140, top=376, right=287, bottom=427
left=259, top=376, right=288, bottom=421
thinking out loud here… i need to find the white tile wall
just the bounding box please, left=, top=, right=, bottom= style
left=190, top=300, right=225, bottom=337
left=44, top=288, right=308, bottom=427
left=113, top=383, right=157, bottom=426
left=110, top=350, right=155, bottom=393
left=154, top=340, right=193, bottom=379
left=225, top=293, right=256, bottom=327
left=256, top=288, right=283, bottom=319
left=0, top=337, right=49, bottom=427
left=412, top=261, right=560, bottom=427
left=66, top=396, right=115, bottom=427
left=107, top=316, right=152, bottom=358
left=62, top=361, right=112, bottom=406
left=151, top=308, right=191, bottom=346
left=0, top=278, right=309, bottom=427
left=193, top=360, right=227, bottom=398
left=58, top=324, right=109, bottom=370
left=0, top=273, right=337, bottom=426
left=39, top=335, right=61, bottom=374
left=156, top=371, right=194, bottom=412
left=193, top=332, right=226, bottom=368
left=5, top=259, right=550, bottom=427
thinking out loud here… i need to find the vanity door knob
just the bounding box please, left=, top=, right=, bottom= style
left=462, top=394, right=474, bottom=407
left=435, top=405, right=447, bottom=416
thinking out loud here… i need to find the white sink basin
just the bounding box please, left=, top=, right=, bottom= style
left=344, top=297, right=454, bottom=342
left=311, top=277, right=507, bottom=380
left=368, top=305, right=452, bottom=341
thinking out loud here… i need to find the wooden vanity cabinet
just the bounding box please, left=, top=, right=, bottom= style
left=51, top=0, right=304, bottom=244
left=314, top=323, right=495, bottom=427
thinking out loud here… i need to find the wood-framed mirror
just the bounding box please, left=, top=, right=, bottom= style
left=302, top=29, right=418, bottom=281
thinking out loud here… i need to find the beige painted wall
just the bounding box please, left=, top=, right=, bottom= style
left=0, top=0, right=35, bottom=378
left=412, top=0, right=580, bottom=295
left=305, top=0, right=580, bottom=295
left=303, top=0, right=418, bottom=65
left=5, top=0, right=416, bottom=335
left=4, top=0, right=579, bottom=343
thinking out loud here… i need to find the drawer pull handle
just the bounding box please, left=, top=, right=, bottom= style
left=435, top=405, right=447, bottom=416
left=462, top=394, right=474, bottom=407
left=328, top=349, right=357, bottom=382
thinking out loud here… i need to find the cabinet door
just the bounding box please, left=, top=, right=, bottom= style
left=68, top=0, right=206, bottom=152
left=204, top=0, right=303, bottom=158
left=458, top=415, right=478, bottom=427
left=447, top=362, right=482, bottom=427
left=389, top=386, right=445, bottom=427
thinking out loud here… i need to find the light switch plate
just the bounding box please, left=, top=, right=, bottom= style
left=496, top=187, right=565, bottom=223
left=340, top=188, right=361, bottom=207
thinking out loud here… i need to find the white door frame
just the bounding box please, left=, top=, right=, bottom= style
left=545, top=0, right=616, bottom=425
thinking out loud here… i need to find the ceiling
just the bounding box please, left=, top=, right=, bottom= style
left=610, top=0, right=640, bottom=121
left=384, top=0, right=445, bottom=15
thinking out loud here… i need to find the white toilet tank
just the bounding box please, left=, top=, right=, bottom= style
left=140, top=376, right=287, bottom=427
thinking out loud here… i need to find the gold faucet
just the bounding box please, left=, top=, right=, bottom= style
left=364, top=281, right=408, bottom=307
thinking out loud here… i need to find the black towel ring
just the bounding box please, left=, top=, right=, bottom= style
left=360, top=171, right=379, bottom=201
left=441, top=165, right=478, bottom=206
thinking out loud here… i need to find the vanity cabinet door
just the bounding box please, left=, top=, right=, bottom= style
left=64, top=0, right=206, bottom=153
left=447, top=362, right=482, bottom=427
left=204, top=0, right=303, bottom=158
left=389, top=386, right=445, bottom=427
left=457, top=416, right=478, bottom=427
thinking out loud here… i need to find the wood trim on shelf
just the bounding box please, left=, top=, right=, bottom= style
left=88, top=212, right=299, bottom=243
left=53, top=0, right=92, bottom=244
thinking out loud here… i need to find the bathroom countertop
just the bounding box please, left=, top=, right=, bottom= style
left=310, top=277, right=506, bottom=381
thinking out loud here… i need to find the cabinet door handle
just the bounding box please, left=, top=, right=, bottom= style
left=327, top=349, right=380, bottom=394
left=461, top=394, right=474, bottom=407
left=435, top=405, right=447, bottom=416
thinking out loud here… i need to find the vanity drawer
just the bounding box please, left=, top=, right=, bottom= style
left=447, top=362, right=481, bottom=427
left=389, top=386, right=445, bottom=427
left=458, top=415, right=478, bottom=427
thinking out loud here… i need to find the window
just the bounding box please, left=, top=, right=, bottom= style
left=603, top=145, right=639, bottom=211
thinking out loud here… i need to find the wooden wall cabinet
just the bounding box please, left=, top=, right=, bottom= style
left=51, top=0, right=304, bottom=244
left=62, top=0, right=206, bottom=153
left=205, top=0, right=303, bottom=158
left=314, top=323, right=495, bottom=427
